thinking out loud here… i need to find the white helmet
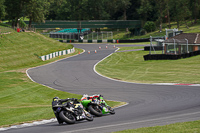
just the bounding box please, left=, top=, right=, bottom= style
left=83, top=94, right=88, bottom=97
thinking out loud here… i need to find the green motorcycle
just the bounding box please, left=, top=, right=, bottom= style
left=81, top=94, right=115, bottom=116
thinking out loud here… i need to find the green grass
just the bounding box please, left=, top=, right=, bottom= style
left=113, top=120, right=200, bottom=133
left=117, top=46, right=144, bottom=51
left=96, top=50, right=200, bottom=84
left=0, top=71, right=121, bottom=127
left=0, top=31, right=123, bottom=127
left=0, top=31, right=74, bottom=72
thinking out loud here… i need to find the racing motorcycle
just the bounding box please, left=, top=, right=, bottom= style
left=81, top=94, right=115, bottom=117
left=52, top=97, right=93, bottom=124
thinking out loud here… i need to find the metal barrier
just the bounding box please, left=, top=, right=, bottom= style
left=24, top=20, right=142, bottom=29
left=49, top=31, right=113, bottom=40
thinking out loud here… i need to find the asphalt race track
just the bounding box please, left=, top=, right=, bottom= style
left=3, top=44, right=200, bottom=133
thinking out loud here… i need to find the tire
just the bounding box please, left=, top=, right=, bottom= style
left=59, top=111, right=76, bottom=124
left=84, top=111, right=93, bottom=121
left=88, top=105, right=103, bottom=116
left=107, top=106, right=115, bottom=114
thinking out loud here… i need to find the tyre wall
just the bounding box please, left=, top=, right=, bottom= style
left=143, top=50, right=200, bottom=61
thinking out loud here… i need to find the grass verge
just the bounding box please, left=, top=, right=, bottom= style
left=113, top=120, right=200, bottom=133
left=96, top=49, right=200, bottom=84
left=117, top=46, right=144, bottom=51
left=0, top=31, right=123, bottom=127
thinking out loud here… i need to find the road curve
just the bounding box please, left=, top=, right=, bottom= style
left=4, top=44, right=200, bottom=133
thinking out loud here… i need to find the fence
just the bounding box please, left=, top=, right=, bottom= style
left=49, top=31, right=113, bottom=40
left=0, top=27, right=13, bottom=34
left=25, top=20, right=142, bottom=29
left=40, top=47, right=75, bottom=61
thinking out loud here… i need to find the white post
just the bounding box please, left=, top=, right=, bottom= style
left=173, top=38, right=176, bottom=54
left=162, top=42, right=165, bottom=54
left=185, top=38, right=188, bottom=53
left=87, top=32, right=88, bottom=40
left=150, top=36, right=152, bottom=54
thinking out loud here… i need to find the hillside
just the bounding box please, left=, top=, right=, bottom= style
left=112, top=21, right=200, bottom=40
left=0, top=28, right=121, bottom=127
left=0, top=28, right=73, bottom=72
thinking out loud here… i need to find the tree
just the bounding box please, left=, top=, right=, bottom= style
left=155, top=0, right=166, bottom=31
left=190, top=0, right=200, bottom=24
left=170, top=0, right=191, bottom=28
left=165, top=0, right=171, bottom=28
left=25, top=0, right=52, bottom=28
left=86, top=0, right=111, bottom=20
left=0, top=0, right=6, bottom=20
left=46, top=0, right=70, bottom=20
left=137, top=0, right=153, bottom=25
left=116, top=0, right=131, bottom=21
left=4, top=0, right=24, bottom=27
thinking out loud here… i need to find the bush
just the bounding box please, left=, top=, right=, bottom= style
left=143, top=21, right=156, bottom=33
left=129, top=28, right=135, bottom=35
left=19, top=19, right=26, bottom=28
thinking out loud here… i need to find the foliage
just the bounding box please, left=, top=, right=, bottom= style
left=129, top=28, right=135, bottom=34
left=2, top=0, right=200, bottom=32
left=0, top=0, right=6, bottom=20
left=143, top=21, right=156, bottom=33
left=19, top=19, right=26, bottom=28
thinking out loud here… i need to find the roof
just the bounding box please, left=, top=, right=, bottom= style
left=164, top=33, right=200, bottom=44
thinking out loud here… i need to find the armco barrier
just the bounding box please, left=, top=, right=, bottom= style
left=40, top=47, right=75, bottom=61
left=118, top=37, right=164, bottom=43
left=58, top=39, right=116, bottom=43
left=118, top=39, right=149, bottom=43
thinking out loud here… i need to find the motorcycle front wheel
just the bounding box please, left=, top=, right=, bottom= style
left=88, top=105, right=103, bottom=117
left=84, top=111, right=94, bottom=121
left=59, top=111, right=76, bottom=124
left=107, top=106, right=115, bottom=114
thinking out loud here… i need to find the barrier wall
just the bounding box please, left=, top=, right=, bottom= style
left=40, top=47, right=75, bottom=61
left=144, top=46, right=163, bottom=51
left=143, top=50, right=200, bottom=61
left=58, top=39, right=116, bottom=43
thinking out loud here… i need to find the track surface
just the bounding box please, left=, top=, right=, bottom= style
left=4, top=44, right=200, bottom=133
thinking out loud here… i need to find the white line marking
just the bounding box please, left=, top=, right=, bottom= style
left=63, top=111, right=200, bottom=133
left=93, top=48, right=200, bottom=87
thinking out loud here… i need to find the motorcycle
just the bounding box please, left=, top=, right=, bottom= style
left=52, top=97, right=93, bottom=124
left=81, top=94, right=115, bottom=117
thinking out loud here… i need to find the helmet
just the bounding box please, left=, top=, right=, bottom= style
left=83, top=94, right=88, bottom=97
left=53, top=97, right=60, bottom=101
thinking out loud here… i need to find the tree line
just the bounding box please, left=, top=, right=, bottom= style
left=0, top=0, right=199, bottom=30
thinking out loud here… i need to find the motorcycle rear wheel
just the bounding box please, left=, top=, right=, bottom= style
left=88, top=105, right=103, bottom=116
left=59, top=111, right=76, bottom=124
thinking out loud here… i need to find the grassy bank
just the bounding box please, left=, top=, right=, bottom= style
left=112, top=20, right=200, bottom=40
left=113, top=120, right=200, bottom=133
left=0, top=30, right=122, bottom=127
left=96, top=49, right=200, bottom=84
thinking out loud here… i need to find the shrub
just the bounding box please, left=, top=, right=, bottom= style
left=129, top=28, right=135, bottom=35
left=143, top=21, right=156, bottom=33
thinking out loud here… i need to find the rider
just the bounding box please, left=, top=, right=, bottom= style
left=52, top=97, right=78, bottom=107
left=52, top=97, right=78, bottom=124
